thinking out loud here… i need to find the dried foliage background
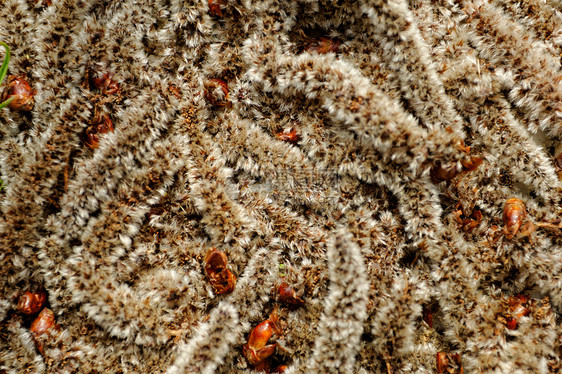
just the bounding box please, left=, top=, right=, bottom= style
left=1, top=0, right=562, bottom=372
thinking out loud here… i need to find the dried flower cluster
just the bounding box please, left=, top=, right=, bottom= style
left=1, top=0, right=561, bottom=372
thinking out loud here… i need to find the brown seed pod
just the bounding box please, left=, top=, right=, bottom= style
left=208, top=0, right=225, bottom=17
left=205, top=248, right=228, bottom=275
left=503, top=198, right=526, bottom=239
left=30, top=308, right=59, bottom=356
left=17, top=290, right=47, bottom=315
left=305, top=37, right=340, bottom=54
left=84, top=113, right=114, bottom=149
left=30, top=308, right=55, bottom=335
left=430, top=161, right=458, bottom=184
left=276, top=128, right=300, bottom=145
left=204, top=248, right=236, bottom=294
left=243, top=307, right=282, bottom=366
left=277, top=282, right=304, bottom=306
left=204, top=78, right=229, bottom=107
left=1, top=75, right=35, bottom=111
left=90, top=70, right=119, bottom=95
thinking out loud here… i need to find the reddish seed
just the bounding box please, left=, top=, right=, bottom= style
left=205, top=248, right=228, bottom=274
left=30, top=308, right=55, bottom=335
left=17, top=290, right=47, bottom=315
left=511, top=294, right=529, bottom=306
left=276, top=128, right=300, bottom=145
left=85, top=113, right=114, bottom=149
left=90, top=71, right=119, bottom=95
left=506, top=316, right=518, bottom=330
left=277, top=282, right=304, bottom=306
left=243, top=307, right=282, bottom=366
left=204, top=248, right=236, bottom=295
left=436, top=352, right=449, bottom=373
left=1, top=75, right=35, bottom=111
left=96, top=113, right=114, bottom=134
left=208, top=0, right=225, bottom=17
left=503, top=198, right=526, bottom=239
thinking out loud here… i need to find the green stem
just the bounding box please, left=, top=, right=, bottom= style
left=0, top=42, right=10, bottom=84
left=0, top=96, right=13, bottom=109
left=0, top=42, right=12, bottom=109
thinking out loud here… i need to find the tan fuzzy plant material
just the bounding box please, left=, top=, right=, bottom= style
left=1, top=0, right=562, bottom=373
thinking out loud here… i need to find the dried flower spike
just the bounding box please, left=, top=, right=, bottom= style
left=17, top=290, right=47, bottom=315
left=204, top=248, right=236, bottom=294
left=276, top=282, right=304, bottom=306
left=243, top=307, right=282, bottom=367
left=503, top=198, right=526, bottom=239
left=1, top=75, right=35, bottom=111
